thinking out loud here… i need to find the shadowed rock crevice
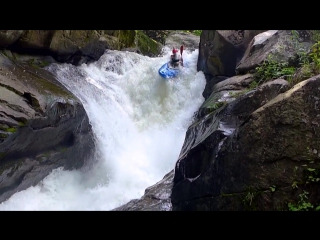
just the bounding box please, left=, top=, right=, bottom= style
left=22, top=92, right=38, bottom=108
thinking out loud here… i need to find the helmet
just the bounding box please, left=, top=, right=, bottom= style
left=172, top=48, right=178, bottom=53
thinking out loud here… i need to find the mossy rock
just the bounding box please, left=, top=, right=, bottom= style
left=118, top=30, right=136, bottom=49
left=135, top=30, right=162, bottom=57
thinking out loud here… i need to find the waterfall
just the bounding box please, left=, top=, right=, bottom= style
left=0, top=47, right=206, bottom=210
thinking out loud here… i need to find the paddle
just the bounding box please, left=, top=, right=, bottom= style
left=180, top=45, right=184, bottom=66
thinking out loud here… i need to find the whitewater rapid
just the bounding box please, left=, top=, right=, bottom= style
left=0, top=46, right=206, bottom=210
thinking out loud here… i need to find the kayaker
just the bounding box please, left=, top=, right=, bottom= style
left=170, top=47, right=183, bottom=67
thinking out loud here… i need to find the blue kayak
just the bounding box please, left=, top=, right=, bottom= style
left=158, top=62, right=180, bottom=79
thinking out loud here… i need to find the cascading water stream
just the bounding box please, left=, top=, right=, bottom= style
left=0, top=47, right=206, bottom=210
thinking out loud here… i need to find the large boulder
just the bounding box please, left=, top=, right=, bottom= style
left=7, top=30, right=124, bottom=65
left=236, top=30, right=313, bottom=74
left=49, top=30, right=118, bottom=65
left=0, top=52, right=95, bottom=203
left=197, top=30, right=265, bottom=78
left=0, top=30, right=25, bottom=48
left=2, top=30, right=162, bottom=66
left=132, top=30, right=163, bottom=57
left=171, top=75, right=298, bottom=210
left=164, top=31, right=200, bottom=52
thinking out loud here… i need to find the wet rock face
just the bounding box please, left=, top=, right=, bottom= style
left=197, top=30, right=265, bottom=79
left=111, top=170, right=174, bottom=211
left=0, top=52, right=95, bottom=203
left=173, top=76, right=320, bottom=211
left=171, top=76, right=293, bottom=210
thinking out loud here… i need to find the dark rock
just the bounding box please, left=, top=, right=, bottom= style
left=0, top=52, right=95, bottom=203
left=0, top=30, right=25, bottom=48
left=202, top=75, right=229, bottom=100
left=197, top=30, right=265, bottom=79
left=111, top=170, right=173, bottom=211
left=3, top=30, right=161, bottom=66
left=172, top=77, right=292, bottom=210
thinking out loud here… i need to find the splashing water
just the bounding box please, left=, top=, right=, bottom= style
left=0, top=47, right=206, bottom=210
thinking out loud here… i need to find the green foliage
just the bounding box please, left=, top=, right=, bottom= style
left=244, top=192, right=255, bottom=206
left=183, top=30, right=202, bottom=36
left=118, top=30, right=136, bottom=48
left=291, top=30, right=313, bottom=63
left=309, top=41, right=320, bottom=72
left=304, top=167, right=320, bottom=184
left=136, top=31, right=161, bottom=56
left=291, top=30, right=301, bottom=50
left=247, top=81, right=258, bottom=90
left=296, top=49, right=310, bottom=65
left=191, top=30, right=202, bottom=36
left=255, top=55, right=296, bottom=83
left=18, top=121, right=26, bottom=127
left=242, top=188, right=262, bottom=210
left=0, top=133, right=7, bottom=138
left=310, top=30, right=320, bottom=43
left=291, top=181, right=299, bottom=189
left=5, top=127, right=17, bottom=133
left=253, top=30, right=320, bottom=88
left=287, top=165, right=320, bottom=211
left=1, top=50, right=8, bottom=58
left=207, top=101, right=226, bottom=112
left=269, top=185, right=276, bottom=192
left=38, top=61, right=50, bottom=68
left=228, top=90, right=246, bottom=98
left=28, top=59, right=50, bottom=69
left=288, top=191, right=314, bottom=211
left=289, top=32, right=320, bottom=85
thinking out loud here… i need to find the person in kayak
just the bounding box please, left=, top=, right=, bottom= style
left=170, top=47, right=183, bottom=67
